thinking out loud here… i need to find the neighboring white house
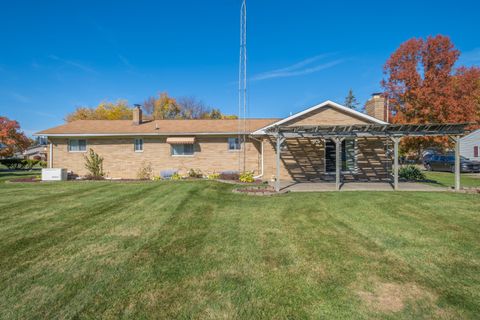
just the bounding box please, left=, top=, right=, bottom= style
left=13, top=144, right=48, bottom=160
left=460, top=129, right=480, bottom=160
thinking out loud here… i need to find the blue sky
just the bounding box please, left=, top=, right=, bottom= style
left=1, top=0, right=479, bottom=136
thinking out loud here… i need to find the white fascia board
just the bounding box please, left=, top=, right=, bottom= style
left=251, top=100, right=388, bottom=135
left=460, top=129, right=480, bottom=141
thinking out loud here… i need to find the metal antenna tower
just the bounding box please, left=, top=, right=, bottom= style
left=238, top=0, right=247, bottom=172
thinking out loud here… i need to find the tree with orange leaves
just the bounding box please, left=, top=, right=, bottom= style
left=382, top=35, right=480, bottom=154
left=0, top=116, right=30, bottom=157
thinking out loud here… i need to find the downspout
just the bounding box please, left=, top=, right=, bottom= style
left=250, top=136, right=264, bottom=179
left=49, top=141, right=53, bottom=168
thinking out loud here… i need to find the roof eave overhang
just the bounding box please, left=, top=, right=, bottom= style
left=34, top=132, right=255, bottom=137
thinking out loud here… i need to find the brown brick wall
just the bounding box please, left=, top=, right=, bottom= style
left=284, top=106, right=370, bottom=126
left=365, top=95, right=386, bottom=122
left=354, top=138, right=391, bottom=181
left=49, top=136, right=261, bottom=179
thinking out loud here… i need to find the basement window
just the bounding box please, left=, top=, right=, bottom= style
left=171, top=144, right=194, bottom=156
left=134, top=138, right=143, bottom=152
left=68, top=139, right=87, bottom=152
left=228, top=137, right=242, bottom=151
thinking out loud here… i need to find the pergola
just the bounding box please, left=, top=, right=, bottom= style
left=267, top=123, right=469, bottom=192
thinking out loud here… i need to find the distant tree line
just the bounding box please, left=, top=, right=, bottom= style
left=65, top=92, right=237, bottom=122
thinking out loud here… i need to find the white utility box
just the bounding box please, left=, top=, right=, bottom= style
left=42, top=168, right=68, bottom=181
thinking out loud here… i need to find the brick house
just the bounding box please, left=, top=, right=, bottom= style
left=36, top=96, right=391, bottom=181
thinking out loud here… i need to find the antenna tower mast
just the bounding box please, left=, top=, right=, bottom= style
left=238, top=0, right=247, bottom=172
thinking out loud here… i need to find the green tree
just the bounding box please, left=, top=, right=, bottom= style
left=84, top=149, right=104, bottom=178
left=344, top=89, right=359, bottom=109
left=65, top=100, right=132, bottom=122
left=208, top=108, right=223, bottom=119
left=149, top=92, right=182, bottom=119
left=144, top=93, right=237, bottom=119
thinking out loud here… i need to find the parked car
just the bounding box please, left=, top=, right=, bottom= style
left=424, top=154, right=480, bottom=172
left=422, top=153, right=437, bottom=166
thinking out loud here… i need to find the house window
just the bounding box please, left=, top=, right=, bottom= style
left=474, top=146, right=479, bottom=158
left=228, top=137, right=242, bottom=150
left=134, top=138, right=143, bottom=152
left=171, top=144, right=194, bottom=156
left=68, top=139, right=87, bottom=152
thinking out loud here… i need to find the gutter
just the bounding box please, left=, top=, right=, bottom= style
left=49, top=143, right=53, bottom=168
left=33, top=132, right=255, bottom=137
left=249, top=136, right=264, bottom=179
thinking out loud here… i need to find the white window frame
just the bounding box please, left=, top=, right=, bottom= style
left=134, top=138, right=143, bottom=152
left=171, top=144, right=195, bottom=157
left=68, top=139, right=87, bottom=152
left=228, top=137, right=242, bottom=151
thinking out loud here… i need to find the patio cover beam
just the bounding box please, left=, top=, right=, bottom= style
left=267, top=123, right=469, bottom=139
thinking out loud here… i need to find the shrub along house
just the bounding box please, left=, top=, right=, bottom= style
left=35, top=95, right=468, bottom=190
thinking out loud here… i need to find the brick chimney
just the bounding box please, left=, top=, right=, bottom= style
left=365, top=93, right=388, bottom=122
left=132, top=105, right=142, bottom=125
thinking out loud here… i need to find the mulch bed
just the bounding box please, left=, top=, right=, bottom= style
left=448, top=187, right=480, bottom=194
left=233, top=185, right=279, bottom=196
left=8, top=177, right=41, bottom=183
left=216, top=179, right=263, bottom=185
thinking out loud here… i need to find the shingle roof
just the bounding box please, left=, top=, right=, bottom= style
left=35, top=119, right=280, bottom=136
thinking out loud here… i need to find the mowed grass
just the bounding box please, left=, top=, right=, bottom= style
left=0, top=181, right=479, bottom=319
left=424, top=171, right=480, bottom=188
left=0, top=170, right=40, bottom=183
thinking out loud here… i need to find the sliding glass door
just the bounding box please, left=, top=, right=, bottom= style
left=325, top=139, right=356, bottom=173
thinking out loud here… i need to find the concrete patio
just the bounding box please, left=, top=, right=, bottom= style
left=276, top=181, right=446, bottom=192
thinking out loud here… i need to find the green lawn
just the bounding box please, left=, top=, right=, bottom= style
left=424, top=171, right=480, bottom=188
left=0, top=181, right=479, bottom=319
left=0, top=170, right=40, bottom=183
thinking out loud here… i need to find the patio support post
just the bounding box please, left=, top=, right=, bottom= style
left=333, top=137, right=343, bottom=191
left=391, top=137, right=400, bottom=191
left=275, top=134, right=281, bottom=192
left=454, top=135, right=461, bottom=191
